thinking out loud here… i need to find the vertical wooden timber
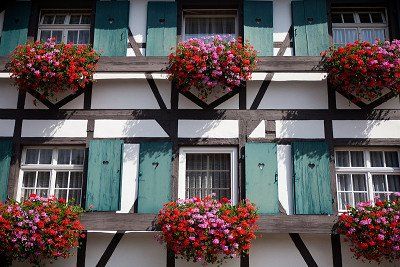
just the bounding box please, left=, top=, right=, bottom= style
left=331, top=234, right=342, bottom=267
left=327, top=82, right=338, bottom=214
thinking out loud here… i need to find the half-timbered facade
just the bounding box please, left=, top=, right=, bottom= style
left=0, top=0, right=400, bottom=266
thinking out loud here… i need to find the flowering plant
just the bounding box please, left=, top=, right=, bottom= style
left=166, top=36, right=257, bottom=100
left=336, top=193, right=400, bottom=263
left=156, top=196, right=258, bottom=265
left=0, top=194, right=84, bottom=266
left=321, top=40, right=400, bottom=101
left=7, top=38, right=100, bottom=99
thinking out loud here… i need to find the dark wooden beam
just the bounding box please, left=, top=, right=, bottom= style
left=289, top=233, right=318, bottom=267
left=96, top=231, right=125, bottom=267
left=331, top=234, right=342, bottom=267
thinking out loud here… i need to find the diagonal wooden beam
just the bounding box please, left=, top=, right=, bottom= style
left=96, top=231, right=125, bottom=267
left=128, top=28, right=144, bottom=57
left=207, top=87, right=241, bottom=109
left=27, top=90, right=57, bottom=109
left=335, top=90, right=367, bottom=109
left=145, top=74, right=168, bottom=110
left=289, top=233, right=318, bottom=267
left=180, top=91, right=209, bottom=109
left=53, top=87, right=86, bottom=109
left=364, top=91, right=397, bottom=110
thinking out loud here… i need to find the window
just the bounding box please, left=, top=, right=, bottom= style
left=178, top=147, right=238, bottom=203
left=331, top=9, right=388, bottom=46
left=335, top=149, right=400, bottom=211
left=38, top=10, right=91, bottom=44
left=183, top=10, right=238, bottom=40
left=18, top=147, right=85, bottom=205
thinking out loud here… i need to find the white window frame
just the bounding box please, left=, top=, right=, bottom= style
left=17, top=146, right=85, bottom=204
left=335, top=147, right=400, bottom=212
left=37, top=9, right=91, bottom=44
left=182, top=9, right=239, bottom=41
left=178, top=147, right=238, bottom=204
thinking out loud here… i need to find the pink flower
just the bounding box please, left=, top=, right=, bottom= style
left=213, top=239, right=219, bottom=244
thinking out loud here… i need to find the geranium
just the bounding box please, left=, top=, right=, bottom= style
left=156, top=196, right=258, bottom=265
left=336, top=193, right=400, bottom=263
left=7, top=38, right=100, bottom=99
left=0, top=195, right=84, bottom=266
left=166, top=36, right=257, bottom=100
left=321, top=40, right=400, bottom=101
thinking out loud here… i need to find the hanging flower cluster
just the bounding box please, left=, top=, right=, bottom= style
left=7, top=38, right=100, bottom=99
left=336, top=193, right=400, bottom=263
left=156, top=196, right=258, bottom=265
left=321, top=40, right=400, bottom=101
left=166, top=36, right=257, bottom=100
left=0, top=194, right=84, bottom=266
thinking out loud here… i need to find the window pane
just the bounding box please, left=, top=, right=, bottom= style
left=70, top=172, right=83, bottom=188
left=338, top=192, right=352, bottom=210
left=185, top=17, right=236, bottom=40
left=375, top=193, right=388, bottom=201
left=67, top=31, right=79, bottom=44
left=22, top=189, right=35, bottom=200
left=37, top=172, right=50, bottom=188
left=354, top=192, right=368, bottom=204
left=42, top=15, right=54, bottom=24
left=69, top=190, right=81, bottom=204
left=331, top=13, right=342, bottom=23
left=70, top=15, right=81, bottom=24
left=22, top=172, right=36, bottom=187
left=370, top=13, right=384, bottom=23
left=373, top=174, right=387, bottom=191
left=78, top=30, right=90, bottom=44
left=52, top=31, right=63, bottom=43
left=352, top=174, right=367, bottom=191
left=81, top=15, right=91, bottom=24
left=387, top=175, right=400, bottom=192
left=55, top=189, right=68, bottom=200
left=342, top=13, right=355, bottom=23
left=58, top=149, right=71, bottom=164
left=25, top=149, right=39, bottom=164
left=36, top=189, right=49, bottom=197
left=337, top=174, right=351, bottom=191
left=71, top=149, right=85, bottom=165
left=336, top=151, right=349, bottom=167
left=385, top=152, right=399, bottom=167
left=359, top=13, right=371, bottom=23
left=370, top=151, right=384, bottom=167
left=54, top=15, right=66, bottom=24
left=40, top=30, right=51, bottom=42
left=350, top=151, right=364, bottom=167
left=56, top=172, right=69, bottom=188
left=39, top=149, right=53, bottom=164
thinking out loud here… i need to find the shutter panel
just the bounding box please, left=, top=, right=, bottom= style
left=245, top=142, right=279, bottom=214
left=291, top=0, right=329, bottom=56
left=292, top=141, right=333, bottom=215
left=0, top=140, right=12, bottom=202
left=146, top=1, right=177, bottom=56
left=244, top=1, right=273, bottom=56
left=0, top=2, right=31, bottom=56
left=86, top=139, right=123, bottom=211
left=94, top=0, right=129, bottom=56
left=137, top=142, right=172, bottom=213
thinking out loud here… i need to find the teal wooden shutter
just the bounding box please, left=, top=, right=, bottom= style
left=292, top=141, right=333, bottom=215
left=0, top=140, right=12, bottom=202
left=137, top=142, right=172, bottom=213
left=146, top=1, right=177, bottom=56
left=0, top=2, right=31, bottom=56
left=94, top=0, right=129, bottom=56
left=245, top=142, right=279, bottom=214
left=244, top=1, right=273, bottom=56
left=86, top=139, right=123, bottom=211
left=291, top=0, right=329, bottom=56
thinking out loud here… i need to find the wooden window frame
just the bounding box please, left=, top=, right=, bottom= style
left=178, top=147, right=238, bottom=204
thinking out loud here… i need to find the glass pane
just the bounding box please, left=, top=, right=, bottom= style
left=36, top=189, right=49, bottom=197
left=52, top=31, right=63, bottom=43
left=42, top=15, right=54, bottom=24
left=69, top=15, right=81, bottom=24
left=81, top=15, right=91, bottom=24
left=354, top=192, right=368, bottom=204
left=359, top=13, right=371, bottom=23
left=54, top=15, right=66, bottom=24
left=370, top=151, right=384, bottom=167
left=25, top=149, right=39, bottom=164
left=39, top=30, right=51, bottom=42
left=331, top=13, right=342, bottom=23
left=373, top=174, right=387, bottom=191
left=67, top=31, right=79, bottom=44
left=370, top=13, right=384, bottom=23
left=342, top=13, right=355, bottom=23
left=39, top=149, right=52, bottom=164
left=375, top=193, right=388, bottom=201
left=185, top=17, right=236, bottom=40
left=385, top=152, right=399, bottom=167
left=56, top=172, right=69, bottom=188
left=55, top=189, right=68, bottom=200
left=58, top=149, right=71, bottom=164
left=373, top=29, right=386, bottom=41
left=78, top=30, right=90, bottom=44
left=37, top=172, right=50, bottom=188
left=387, top=175, right=400, bottom=192
left=350, top=151, right=364, bottom=167
left=338, top=192, right=352, bottom=210
left=68, top=190, right=81, bottom=204
left=71, top=149, right=85, bottom=165
left=22, top=172, right=36, bottom=187
left=22, top=189, right=35, bottom=200
left=70, top=172, right=83, bottom=188
left=335, top=151, right=349, bottom=167
left=337, top=174, right=351, bottom=191
left=352, top=174, right=367, bottom=191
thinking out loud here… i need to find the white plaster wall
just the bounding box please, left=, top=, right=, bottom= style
left=335, top=92, right=360, bottom=109
left=21, top=120, right=87, bottom=138
left=249, top=120, right=266, bottom=138
left=247, top=81, right=328, bottom=109
left=333, top=120, right=400, bottom=139
left=273, top=0, right=292, bottom=43
left=119, top=143, right=140, bottom=213
left=94, top=120, right=168, bottom=138
left=91, top=80, right=170, bottom=109
left=178, top=120, right=239, bottom=138
left=276, top=120, right=325, bottom=139
left=376, top=96, right=400, bottom=109
left=0, top=79, right=18, bottom=109
left=277, top=144, right=292, bottom=214
left=0, top=120, right=15, bottom=137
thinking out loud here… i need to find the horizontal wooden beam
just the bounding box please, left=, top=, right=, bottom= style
left=0, top=56, right=323, bottom=73
left=81, top=213, right=337, bottom=234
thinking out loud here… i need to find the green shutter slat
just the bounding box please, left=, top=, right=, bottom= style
left=0, top=2, right=31, bottom=56
left=137, top=142, right=172, bottom=213
left=86, top=139, right=123, bottom=211
left=245, top=142, right=279, bottom=214
left=291, top=0, right=329, bottom=56
left=0, top=140, right=12, bottom=202
left=94, top=0, right=129, bottom=56
left=292, top=141, right=333, bottom=215
left=146, top=1, right=177, bottom=56
left=244, top=1, right=273, bottom=56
